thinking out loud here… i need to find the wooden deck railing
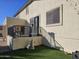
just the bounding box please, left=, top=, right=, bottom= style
left=39, top=27, right=64, bottom=51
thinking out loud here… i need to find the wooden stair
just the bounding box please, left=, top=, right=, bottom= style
left=0, top=41, right=10, bottom=53
left=0, top=46, right=10, bottom=53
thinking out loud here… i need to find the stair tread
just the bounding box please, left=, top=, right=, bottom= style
left=0, top=46, right=9, bottom=53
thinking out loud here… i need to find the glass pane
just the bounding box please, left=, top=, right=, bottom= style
left=46, top=7, right=60, bottom=25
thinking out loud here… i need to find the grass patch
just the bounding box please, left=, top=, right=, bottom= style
left=0, top=46, right=72, bottom=59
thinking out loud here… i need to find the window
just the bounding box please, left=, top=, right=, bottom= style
left=0, top=26, right=3, bottom=30
left=46, top=7, right=62, bottom=26
left=26, top=7, right=29, bottom=15
left=0, top=33, right=3, bottom=37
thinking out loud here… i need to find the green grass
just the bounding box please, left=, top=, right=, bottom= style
left=0, top=46, right=72, bottom=59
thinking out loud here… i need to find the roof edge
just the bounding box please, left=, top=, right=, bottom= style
left=14, top=0, right=33, bottom=17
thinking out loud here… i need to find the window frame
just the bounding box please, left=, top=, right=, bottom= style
left=0, top=33, right=3, bottom=37
left=46, top=5, right=63, bottom=27
left=26, top=7, right=29, bottom=15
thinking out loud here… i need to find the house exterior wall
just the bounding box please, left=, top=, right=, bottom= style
left=16, top=0, right=79, bottom=53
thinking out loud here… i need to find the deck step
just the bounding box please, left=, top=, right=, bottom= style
left=0, top=46, right=10, bottom=53
left=0, top=41, right=9, bottom=53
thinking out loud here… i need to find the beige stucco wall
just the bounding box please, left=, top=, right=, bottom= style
left=16, top=0, right=79, bottom=53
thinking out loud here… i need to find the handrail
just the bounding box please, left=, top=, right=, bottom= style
left=39, top=27, right=64, bottom=51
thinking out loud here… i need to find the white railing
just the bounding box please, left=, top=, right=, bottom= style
left=40, top=27, right=64, bottom=51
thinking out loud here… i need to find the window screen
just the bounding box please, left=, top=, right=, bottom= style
left=46, top=7, right=60, bottom=25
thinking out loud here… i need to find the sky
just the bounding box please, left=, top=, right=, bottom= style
left=0, top=0, right=28, bottom=25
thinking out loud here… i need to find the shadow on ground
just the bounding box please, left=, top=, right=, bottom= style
left=0, top=46, right=72, bottom=59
